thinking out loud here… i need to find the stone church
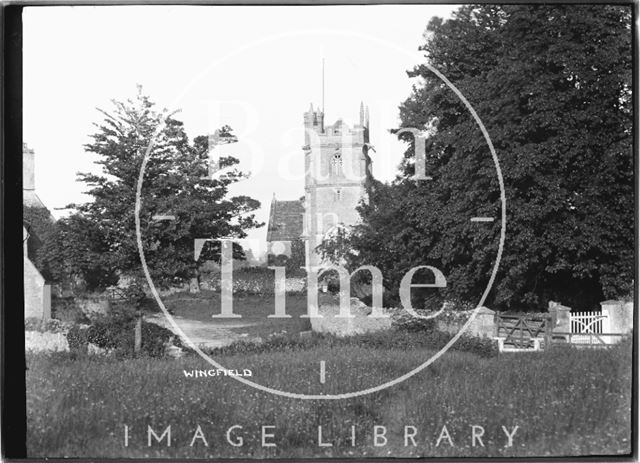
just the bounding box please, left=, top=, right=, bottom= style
left=267, top=103, right=373, bottom=269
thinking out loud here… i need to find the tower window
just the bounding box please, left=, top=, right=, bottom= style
left=331, top=152, right=343, bottom=176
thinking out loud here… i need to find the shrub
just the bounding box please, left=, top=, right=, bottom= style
left=392, top=311, right=438, bottom=333
left=66, top=325, right=90, bottom=351
left=66, top=309, right=184, bottom=358
left=201, top=266, right=277, bottom=295
left=51, top=297, right=90, bottom=324
left=392, top=308, right=498, bottom=357
left=267, top=239, right=306, bottom=276
left=426, top=330, right=499, bottom=357
left=234, top=267, right=275, bottom=294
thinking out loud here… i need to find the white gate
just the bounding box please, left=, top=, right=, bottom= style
left=570, top=311, right=608, bottom=344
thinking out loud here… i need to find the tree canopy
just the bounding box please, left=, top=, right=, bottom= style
left=328, top=5, right=633, bottom=311
left=39, top=88, right=262, bottom=291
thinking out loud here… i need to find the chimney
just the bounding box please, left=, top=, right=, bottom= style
left=23, top=143, right=35, bottom=191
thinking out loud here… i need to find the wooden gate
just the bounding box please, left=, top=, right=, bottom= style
left=569, top=311, right=608, bottom=345
left=495, top=314, right=549, bottom=351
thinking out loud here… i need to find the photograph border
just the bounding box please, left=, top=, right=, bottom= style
left=2, top=1, right=638, bottom=461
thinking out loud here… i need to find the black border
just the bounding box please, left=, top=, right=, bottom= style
left=2, top=3, right=27, bottom=460
left=1, top=2, right=637, bottom=462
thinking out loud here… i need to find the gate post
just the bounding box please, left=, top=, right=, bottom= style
left=548, top=301, right=571, bottom=343
left=544, top=314, right=552, bottom=349
left=600, top=300, right=633, bottom=344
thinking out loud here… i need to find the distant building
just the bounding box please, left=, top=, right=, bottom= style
left=266, top=103, right=373, bottom=269
left=23, top=144, right=52, bottom=320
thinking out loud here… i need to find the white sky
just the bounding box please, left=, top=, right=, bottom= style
left=23, top=5, right=457, bottom=254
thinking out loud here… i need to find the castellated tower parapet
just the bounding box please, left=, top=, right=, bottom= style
left=303, top=103, right=325, bottom=147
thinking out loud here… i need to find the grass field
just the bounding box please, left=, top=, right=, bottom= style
left=26, top=335, right=632, bottom=458
left=160, top=290, right=313, bottom=339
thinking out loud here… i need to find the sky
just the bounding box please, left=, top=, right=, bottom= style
left=23, top=5, right=458, bottom=255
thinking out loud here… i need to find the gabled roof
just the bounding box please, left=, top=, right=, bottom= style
left=266, top=197, right=304, bottom=242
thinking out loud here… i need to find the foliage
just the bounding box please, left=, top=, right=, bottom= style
left=231, top=267, right=277, bottom=295
left=66, top=325, right=90, bottom=351
left=38, top=214, right=119, bottom=291
left=23, top=205, right=56, bottom=274
left=268, top=239, right=307, bottom=276
left=51, top=296, right=91, bottom=324
left=317, top=225, right=355, bottom=266
left=119, top=280, right=148, bottom=309
left=317, top=226, right=385, bottom=301
left=66, top=308, right=184, bottom=358
left=391, top=311, right=438, bottom=333
left=40, top=87, right=262, bottom=291
left=335, top=5, right=633, bottom=311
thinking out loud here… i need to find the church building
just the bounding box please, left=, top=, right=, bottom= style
left=267, top=103, right=373, bottom=269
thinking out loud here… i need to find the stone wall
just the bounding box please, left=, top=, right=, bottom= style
left=310, top=298, right=393, bottom=336
left=310, top=300, right=499, bottom=339
left=25, top=331, right=68, bottom=352
left=24, top=256, right=50, bottom=320
left=435, top=307, right=496, bottom=338
left=601, top=300, right=633, bottom=336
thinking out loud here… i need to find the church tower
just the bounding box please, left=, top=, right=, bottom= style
left=302, top=102, right=373, bottom=269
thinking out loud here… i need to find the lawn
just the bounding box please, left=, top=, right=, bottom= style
left=156, top=290, right=314, bottom=340
left=26, top=336, right=632, bottom=458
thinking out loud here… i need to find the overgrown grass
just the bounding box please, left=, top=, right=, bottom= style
left=203, top=328, right=498, bottom=358
left=26, top=338, right=632, bottom=458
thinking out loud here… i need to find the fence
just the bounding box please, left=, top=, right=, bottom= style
left=492, top=301, right=632, bottom=352
left=569, top=311, right=607, bottom=345
left=104, top=287, right=128, bottom=302
left=549, top=332, right=625, bottom=346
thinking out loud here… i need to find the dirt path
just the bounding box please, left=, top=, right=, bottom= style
left=145, top=313, right=259, bottom=349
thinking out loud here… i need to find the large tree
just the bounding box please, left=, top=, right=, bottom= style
left=40, top=88, right=261, bottom=291
left=332, top=5, right=633, bottom=310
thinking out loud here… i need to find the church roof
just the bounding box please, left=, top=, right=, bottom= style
left=266, top=198, right=304, bottom=242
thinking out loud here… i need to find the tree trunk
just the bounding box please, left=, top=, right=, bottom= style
left=189, top=267, right=201, bottom=293
left=134, top=312, right=142, bottom=354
